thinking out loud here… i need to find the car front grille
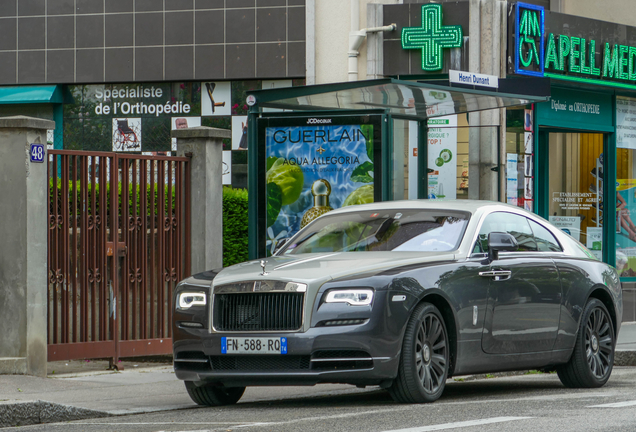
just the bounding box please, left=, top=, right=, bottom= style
left=213, top=292, right=304, bottom=331
left=210, top=355, right=310, bottom=371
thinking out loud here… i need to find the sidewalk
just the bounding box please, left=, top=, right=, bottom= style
left=2, top=324, right=636, bottom=428
left=616, top=321, right=636, bottom=365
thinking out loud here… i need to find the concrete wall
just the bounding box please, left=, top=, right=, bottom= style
left=314, top=0, right=350, bottom=83
left=174, top=127, right=229, bottom=275
left=0, top=116, right=53, bottom=377
left=559, top=0, right=636, bottom=27
left=0, top=1, right=306, bottom=85
left=312, top=0, right=401, bottom=84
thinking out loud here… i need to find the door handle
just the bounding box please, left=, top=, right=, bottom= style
left=478, top=270, right=512, bottom=281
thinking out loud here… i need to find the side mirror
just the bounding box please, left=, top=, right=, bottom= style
left=273, top=238, right=289, bottom=255
left=487, top=232, right=518, bottom=262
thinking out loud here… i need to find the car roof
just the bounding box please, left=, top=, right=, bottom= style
left=327, top=199, right=522, bottom=215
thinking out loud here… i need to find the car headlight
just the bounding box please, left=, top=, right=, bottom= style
left=178, top=292, right=207, bottom=309
left=324, top=289, right=373, bottom=306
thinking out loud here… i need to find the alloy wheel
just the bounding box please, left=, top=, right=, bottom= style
left=415, top=313, right=447, bottom=394
left=585, top=307, right=613, bottom=379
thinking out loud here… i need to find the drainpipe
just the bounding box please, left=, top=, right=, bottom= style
left=349, top=0, right=395, bottom=81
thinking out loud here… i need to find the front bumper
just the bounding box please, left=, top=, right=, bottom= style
left=173, top=322, right=401, bottom=387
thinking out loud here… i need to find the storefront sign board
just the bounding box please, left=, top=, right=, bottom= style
left=512, top=2, right=636, bottom=92
left=536, top=88, right=612, bottom=130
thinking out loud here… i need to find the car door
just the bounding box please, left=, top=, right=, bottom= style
left=476, top=212, right=563, bottom=354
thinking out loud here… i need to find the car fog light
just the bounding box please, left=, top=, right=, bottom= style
left=325, top=289, right=373, bottom=306
left=179, top=321, right=204, bottom=328
left=319, top=319, right=367, bottom=326
left=178, top=292, right=206, bottom=309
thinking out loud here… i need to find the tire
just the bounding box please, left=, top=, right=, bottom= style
left=557, top=298, right=615, bottom=388
left=185, top=381, right=245, bottom=406
left=389, top=302, right=450, bottom=403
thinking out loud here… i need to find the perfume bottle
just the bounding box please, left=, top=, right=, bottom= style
left=301, top=179, right=334, bottom=228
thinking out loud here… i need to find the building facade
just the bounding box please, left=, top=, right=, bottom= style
left=1, top=0, right=635, bottom=321
left=0, top=0, right=306, bottom=187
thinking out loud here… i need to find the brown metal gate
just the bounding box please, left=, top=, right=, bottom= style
left=47, top=150, right=191, bottom=366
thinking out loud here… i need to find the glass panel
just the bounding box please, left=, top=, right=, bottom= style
left=548, top=133, right=603, bottom=259
left=265, top=82, right=538, bottom=119
left=280, top=209, right=470, bottom=254
left=392, top=117, right=498, bottom=202
left=392, top=119, right=417, bottom=200
left=528, top=219, right=562, bottom=252
left=505, top=107, right=534, bottom=211
left=475, top=212, right=536, bottom=253
left=616, top=148, right=636, bottom=277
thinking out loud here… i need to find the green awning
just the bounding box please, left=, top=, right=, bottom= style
left=0, top=85, right=68, bottom=104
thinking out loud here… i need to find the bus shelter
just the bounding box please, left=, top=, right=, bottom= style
left=245, top=77, right=550, bottom=259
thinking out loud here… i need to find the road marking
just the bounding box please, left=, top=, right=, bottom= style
left=79, top=422, right=260, bottom=426
left=156, top=430, right=211, bottom=432
left=380, top=417, right=533, bottom=432
left=72, top=390, right=617, bottom=430
left=587, top=400, right=636, bottom=408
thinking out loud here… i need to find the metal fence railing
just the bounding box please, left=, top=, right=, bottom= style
left=47, top=150, right=190, bottom=367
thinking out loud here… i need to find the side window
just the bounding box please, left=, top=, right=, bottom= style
left=474, top=212, right=537, bottom=253
left=529, top=219, right=563, bottom=252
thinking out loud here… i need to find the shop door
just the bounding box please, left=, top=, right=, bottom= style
left=547, top=133, right=604, bottom=256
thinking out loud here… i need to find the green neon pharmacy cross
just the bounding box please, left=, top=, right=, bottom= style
left=401, top=4, right=463, bottom=71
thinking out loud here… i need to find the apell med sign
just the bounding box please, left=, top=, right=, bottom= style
left=513, top=2, right=636, bottom=90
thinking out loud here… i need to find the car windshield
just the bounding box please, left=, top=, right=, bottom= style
left=279, top=209, right=470, bottom=255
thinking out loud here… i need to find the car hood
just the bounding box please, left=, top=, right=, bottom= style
left=212, top=251, right=458, bottom=287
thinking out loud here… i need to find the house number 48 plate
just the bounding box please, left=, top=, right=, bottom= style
left=30, top=143, right=45, bottom=163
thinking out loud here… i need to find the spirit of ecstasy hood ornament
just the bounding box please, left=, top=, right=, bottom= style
left=260, top=260, right=269, bottom=276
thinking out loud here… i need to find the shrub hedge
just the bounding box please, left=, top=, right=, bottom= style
left=49, top=180, right=249, bottom=268
left=49, top=179, right=177, bottom=215
left=222, top=187, right=249, bottom=267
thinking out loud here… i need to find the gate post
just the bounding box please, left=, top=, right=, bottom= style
left=173, top=127, right=230, bottom=274
left=0, top=116, right=54, bottom=377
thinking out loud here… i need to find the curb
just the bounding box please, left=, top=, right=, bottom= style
left=0, top=400, right=110, bottom=428
left=48, top=364, right=174, bottom=379
left=615, top=350, right=636, bottom=367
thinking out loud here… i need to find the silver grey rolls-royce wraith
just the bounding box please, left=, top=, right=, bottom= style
left=172, top=200, right=622, bottom=405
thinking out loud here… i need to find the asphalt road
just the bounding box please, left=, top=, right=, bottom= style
left=6, top=367, right=636, bottom=432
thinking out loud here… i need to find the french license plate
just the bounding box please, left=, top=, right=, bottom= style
left=221, top=337, right=287, bottom=354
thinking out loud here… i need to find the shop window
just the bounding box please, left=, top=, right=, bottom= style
left=547, top=132, right=604, bottom=260
left=505, top=106, right=534, bottom=211
left=616, top=148, right=636, bottom=277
